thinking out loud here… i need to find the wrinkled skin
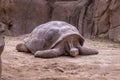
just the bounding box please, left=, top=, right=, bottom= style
left=0, top=23, right=5, bottom=79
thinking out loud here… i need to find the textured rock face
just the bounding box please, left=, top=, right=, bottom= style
left=94, top=0, right=120, bottom=42
left=0, top=0, right=120, bottom=42
left=55, top=0, right=93, bottom=38
left=109, top=26, right=120, bottom=42
left=0, top=0, right=50, bottom=36
left=0, top=22, right=5, bottom=79
left=109, top=0, right=120, bottom=42
left=52, top=1, right=77, bottom=23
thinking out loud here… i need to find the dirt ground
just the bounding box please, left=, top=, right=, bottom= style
left=1, top=35, right=120, bottom=80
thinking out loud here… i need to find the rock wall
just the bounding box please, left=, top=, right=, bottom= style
left=0, top=0, right=50, bottom=36
left=94, top=0, right=120, bottom=42
left=0, top=0, right=120, bottom=42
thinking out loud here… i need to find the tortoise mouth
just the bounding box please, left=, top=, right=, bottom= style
left=50, top=33, right=84, bottom=49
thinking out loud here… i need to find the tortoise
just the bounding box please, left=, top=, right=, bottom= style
left=0, top=22, right=5, bottom=79
left=16, top=21, right=98, bottom=58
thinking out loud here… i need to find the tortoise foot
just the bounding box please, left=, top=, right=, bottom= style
left=16, top=43, right=30, bottom=53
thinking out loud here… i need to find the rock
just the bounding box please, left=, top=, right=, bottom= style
left=51, top=1, right=77, bottom=23
left=52, top=0, right=94, bottom=38
left=0, top=22, right=5, bottom=79
left=93, top=0, right=111, bottom=37
left=94, top=0, right=120, bottom=42
left=0, top=0, right=50, bottom=36
left=0, top=0, right=120, bottom=42
left=109, top=26, right=120, bottom=42
left=109, top=0, right=120, bottom=42
left=78, top=0, right=94, bottom=38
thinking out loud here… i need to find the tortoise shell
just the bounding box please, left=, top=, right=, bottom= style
left=24, top=21, right=84, bottom=53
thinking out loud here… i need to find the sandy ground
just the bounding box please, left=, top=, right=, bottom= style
left=1, top=35, right=120, bottom=80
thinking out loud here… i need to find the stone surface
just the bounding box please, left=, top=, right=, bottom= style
left=0, top=0, right=50, bottom=36
left=52, top=0, right=94, bottom=38
left=0, top=0, right=120, bottom=42
left=93, top=0, right=111, bottom=37
left=94, top=0, right=120, bottom=42
left=52, top=1, right=77, bottom=23
left=109, top=26, right=120, bottom=42
left=0, top=22, right=5, bottom=79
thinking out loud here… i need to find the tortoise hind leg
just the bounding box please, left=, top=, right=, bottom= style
left=77, top=43, right=98, bottom=55
left=16, top=43, right=30, bottom=53
left=34, top=48, right=64, bottom=58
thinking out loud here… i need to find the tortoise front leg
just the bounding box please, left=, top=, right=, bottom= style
left=34, top=48, right=64, bottom=58
left=77, top=43, right=98, bottom=55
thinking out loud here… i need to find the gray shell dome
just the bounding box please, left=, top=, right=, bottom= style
left=24, top=21, right=84, bottom=53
